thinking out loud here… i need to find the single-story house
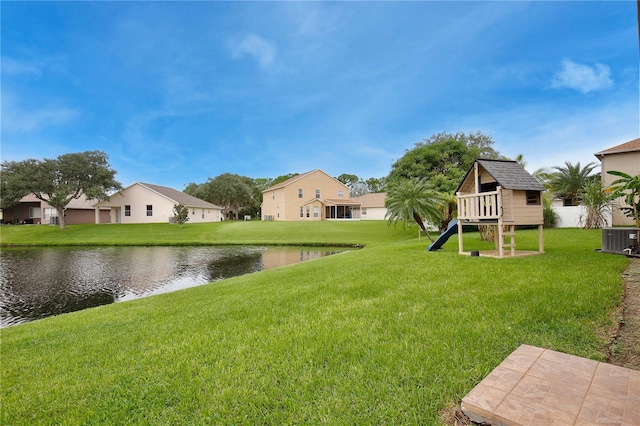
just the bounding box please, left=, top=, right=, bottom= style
left=94, top=182, right=223, bottom=224
left=352, top=192, right=387, bottom=220
left=1, top=193, right=110, bottom=225
left=594, top=137, right=640, bottom=226
left=261, top=170, right=362, bottom=221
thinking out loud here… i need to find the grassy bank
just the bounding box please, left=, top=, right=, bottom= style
left=0, top=220, right=414, bottom=247
left=0, top=223, right=627, bottom=425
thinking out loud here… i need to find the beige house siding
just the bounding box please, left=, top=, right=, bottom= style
left=595, top=138, right=640, bottom=226
left=353, top=193, right=387, bottom=220
left=95, top=182, right=222, bottom=224
left=261, top=170, right=359, bottom=221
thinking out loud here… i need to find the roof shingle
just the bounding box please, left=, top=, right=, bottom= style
left=139, top=183, right=222, bottom=209
left=594, top=138, right=640, bottom=157
left=458, top=159, right=545, bottom=192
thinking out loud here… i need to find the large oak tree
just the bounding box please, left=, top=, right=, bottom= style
left=387, top=131, right=503, bottom=194
left=1, top=151, right=121, bottom=229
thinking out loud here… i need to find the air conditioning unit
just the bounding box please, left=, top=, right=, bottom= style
left=601, top=228, right=640, bottom=253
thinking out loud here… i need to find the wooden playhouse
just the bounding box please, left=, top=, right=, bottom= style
left=456, top=159, right=546, bottom=258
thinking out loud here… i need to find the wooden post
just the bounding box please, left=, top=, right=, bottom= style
left=538, top=224, right=545, bottom=253
left=458, top=216, right=464, bottom=255
left=498, top=219, right=504, bottom=258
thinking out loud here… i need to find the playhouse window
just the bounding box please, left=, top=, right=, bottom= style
left=526, top=191, right=540, bottom=205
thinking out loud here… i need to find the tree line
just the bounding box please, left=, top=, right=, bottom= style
left=3, top=131, right=639, bottom=231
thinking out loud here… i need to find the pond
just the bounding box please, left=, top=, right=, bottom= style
left=0, top=245, right=348, bottom=328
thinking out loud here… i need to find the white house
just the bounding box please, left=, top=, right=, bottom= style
left=94, top=182, right=222, bottom=224
left=352, top=193, right=387, bottom=220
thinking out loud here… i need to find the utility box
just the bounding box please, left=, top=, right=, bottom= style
left=601, top=228, right=640, bottom=253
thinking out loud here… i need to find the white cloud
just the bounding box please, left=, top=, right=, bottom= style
left=2, top=93, right=79, bottom=133
left=231, top=34, right=277, bottom=69
left=1, top=56, right=42, bottom=77
left=552, top=58, right=614, bottom=94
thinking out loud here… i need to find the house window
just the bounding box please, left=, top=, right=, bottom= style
left=313, top=206, right=319, bottom=218
left=315, top=190, right=321, bottom=199
left=272, top=191, right=275, bottom=200
left=362, top=208, right=367, bottom=216
left=29, top=207, right=41, bottom=218
left=124, top=205, right=131, bottom=216
left=306, top=207, right=310, bottom=218
left=146, top=205, right=153, bottom=216
left=338, top=190, right=344, bottom=198
left=298, top=189, right=304, bottom=199
left=300, top=207, right=304, bottom=218
left=526, top=191, right=541, bottom=205
left=192, top=209, right=196, bottom=215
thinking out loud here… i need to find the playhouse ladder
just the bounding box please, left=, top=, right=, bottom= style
left=498, top=224, right=516, bottom=258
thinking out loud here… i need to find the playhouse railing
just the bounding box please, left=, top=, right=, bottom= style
left=457, top=187, right=502, bottom=221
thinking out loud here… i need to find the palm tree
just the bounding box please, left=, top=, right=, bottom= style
left=546, top=161, right=598, bottom=205
left=385, top=179, right=443, bottom=243
left=580, top=180, right=613, bottom=229
left=608, top=171, right=640, bottom=227
left=437, top=191, right=458, bottom=233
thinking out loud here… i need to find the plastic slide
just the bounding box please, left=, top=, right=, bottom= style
left=427, top=220, right=458, bottom=251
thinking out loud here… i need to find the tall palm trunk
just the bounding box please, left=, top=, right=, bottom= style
left=413, top=212, right=435, bottom=243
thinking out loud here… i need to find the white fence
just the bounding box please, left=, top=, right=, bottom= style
left=552, top=205, right=612, bottom=228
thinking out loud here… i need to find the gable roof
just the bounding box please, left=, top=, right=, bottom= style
left=352, top=192, right=387, bottom=208
left=138, top=183, right=222, bottom=209
left=594, top=137, right=640, bottom=158
left=262, top=170, right=348, bottom=192
left=457, top=159, right=545, bottom=192
left=15, top=193, right=106, bottom=210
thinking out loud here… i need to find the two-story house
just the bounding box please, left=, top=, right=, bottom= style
left=261, top=170, right=361, bottom=221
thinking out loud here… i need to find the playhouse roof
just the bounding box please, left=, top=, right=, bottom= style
left=458, top=159, right=545, bottom=192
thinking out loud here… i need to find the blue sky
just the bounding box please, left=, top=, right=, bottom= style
left=2, top=1, right=638, bottom=190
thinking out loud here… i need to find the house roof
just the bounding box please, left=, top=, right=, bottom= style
left=138, top=183, right=222, bottom=209
left=16, top=193, right=106, bottom=210
left=262, top=169, right=348, bottom=192
left=352, top=192, right=387, bottom=207
left=324, top=198, right=362, bottom=206
left=594, top=137, right=640, bottom=158
left=457, top=159, right=545, bottom=192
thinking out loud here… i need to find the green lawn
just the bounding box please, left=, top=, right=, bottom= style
left=0, top=222, right=627, bottom=425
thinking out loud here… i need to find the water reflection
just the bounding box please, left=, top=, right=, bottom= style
left=0, top=246, right=346, bottom=327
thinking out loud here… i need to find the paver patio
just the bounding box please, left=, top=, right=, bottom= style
left=461, top=344, right=640, bottom=425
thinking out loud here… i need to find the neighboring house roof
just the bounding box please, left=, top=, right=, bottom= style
left=16, top=193, right=105, bottom=210
left=458, top=159, right=545, bottom=192
left=96, top=182, right=221, bottom=209
left=262, top=169, right=347, bottom=192
left=594, top=137, right=640, bottom=159
left=138, top=183, right=222, bottom=209
left=324, top=198, right=361, bottom=206
left=352, top=192, right=387, bottom=208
